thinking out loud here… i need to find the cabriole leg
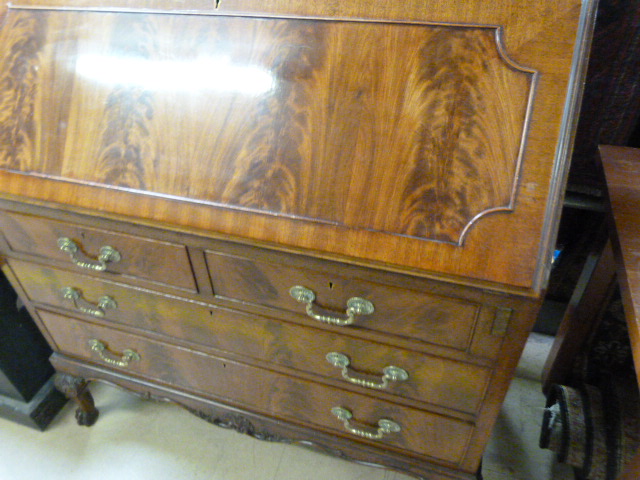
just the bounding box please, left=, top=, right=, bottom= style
left=54, top=373, right=99, bottom=426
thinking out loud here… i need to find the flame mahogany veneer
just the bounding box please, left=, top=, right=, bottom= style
left=0, top=1, right=596, bottom=478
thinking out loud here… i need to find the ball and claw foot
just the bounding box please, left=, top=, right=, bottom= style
left=54, top=373, right=100, bottom=427
left=75, top=406, right=99, bottom=426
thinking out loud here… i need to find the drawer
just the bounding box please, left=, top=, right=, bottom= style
left=0, top=210, right=196, bottom=292
left=38, top=309, right=474, bottom=465
left=8, top=259, right=490, bottom=414
left=206, top=250, right=481, bottom=351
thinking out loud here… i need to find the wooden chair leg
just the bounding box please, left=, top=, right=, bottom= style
left=54, top=372, right=99, bottom=426
left=542, top=236, right=617, bottom=395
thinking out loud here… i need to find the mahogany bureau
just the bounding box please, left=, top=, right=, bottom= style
left=0, top=1, right=596, bottom=479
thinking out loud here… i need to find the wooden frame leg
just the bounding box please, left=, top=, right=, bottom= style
left=542, top=236, right=616, bottom=395
left=54, top=372, right=99, bottom=426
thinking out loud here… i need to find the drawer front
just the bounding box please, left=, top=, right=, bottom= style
left=39, top=309, right=474, bottom=464
left=0, top=210, right=196, bottom=292
left=9, top=259, right=490, bottom=414
left=206, top=250, right=480, bottom=351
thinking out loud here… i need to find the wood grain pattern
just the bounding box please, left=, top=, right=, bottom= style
left=0, top=11, right=533, bottom=245
left=95, top=15, right=156, bottom=190
left=0, top=209, right=197, bottom=292
left=39, top=309, right=475, bottom=465
left=399, top=28, right=531, bottom=242
left=0, top=202, right=545, bottom=477
left=51, top=354, right=481, bottom=480
left=0, top=11, right=46, bottom=171
left=206, top=249, right=482, bottom=352
left=600, top=146, right=640, bottom=382
left=5, top=257, right=492, bottom=415
left=0, top=0, right=593, bottom=291
left=0, top=0, right=595, bottom=476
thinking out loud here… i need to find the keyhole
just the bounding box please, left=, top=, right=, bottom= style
left=328, top=282, right=334, bottom=290
left=215, top=0, right=221, bottom=7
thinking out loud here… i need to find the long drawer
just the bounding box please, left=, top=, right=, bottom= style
left=0, top=210, right=197, bottom=292
left=206, top=250, right=489, bottom=352
left=38, top=309, right=474, bottom=465
left=8, top=258, right=491, bottom=415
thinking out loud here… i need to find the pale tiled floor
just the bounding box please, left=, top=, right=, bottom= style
left=0, top=333, right=574, bottom=480
left=482, top=333, right=574, bottom=480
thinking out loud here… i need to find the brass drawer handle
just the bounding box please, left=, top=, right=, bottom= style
left=326, top=352, right=408, bottom=390
left=62, top=287, right=117, bottom=317
left=89, top=339, right=140, bottom=367
left=331, top=407, right=401, bottom=440
left=58, top=237, right=121, bottom=271
left=289, top=286, right=374, bottom=326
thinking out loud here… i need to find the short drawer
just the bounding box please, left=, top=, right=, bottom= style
left=206, top=250, right=481, bottom=351
left=39, top=309, right=474, bottom=465
left=0, top=210, right=196, bottom=292
left=9, top=259, right=490, bottom=414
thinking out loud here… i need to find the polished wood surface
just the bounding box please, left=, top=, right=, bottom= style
left=51, top=355, right=480, bottom=480
left=0, top=0, right=594, bottom=291
left=601, top=145, right=640, bottom=379
left=206, top=250, right=486, bottom=352
left=5, top=258, right=492, bottom=415
left=0, top=210, right=197, bottom=292
left=0, top=201, right=543, bottom=477
left=0, top=11, right=532, bottom=245
left=0, top=1, right=597, bottom=478
left=39, top=309, right=474, bottom=465
left=0, top=200, right=524, bottom=363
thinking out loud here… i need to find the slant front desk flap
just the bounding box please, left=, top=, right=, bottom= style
left=0, top=1, right=590, bottom=292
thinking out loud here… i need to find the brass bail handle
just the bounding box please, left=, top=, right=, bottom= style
left=331, top=407, right=401, bottom=440
left=62, top=287, right=117, bottom=318
left=289, top=286, right=374, bottom=326
left=58, top=237, right=121, bottom=271
left=89, top=339, right=140, bottom=367
left=325, top=352, right=409, bottom=390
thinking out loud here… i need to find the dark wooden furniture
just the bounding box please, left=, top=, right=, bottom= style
left=543, top=146, right=640, bottom=392
left=568, top=0, right=640, bottom=191
left=0, top=269, right=66, bottom=429
left=0, top=1, right=596, bottom=479
left=539, top=0, right=640, bottom=337
left=601, top=146, right=640, bottom=377
left=542, top=145, right=640, bottom=478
